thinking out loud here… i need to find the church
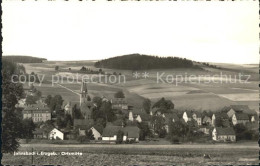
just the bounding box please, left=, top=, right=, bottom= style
left=80, top=81, right=95, bottom=120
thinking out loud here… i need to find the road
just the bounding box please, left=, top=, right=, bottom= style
left=21, top=143, right=259, bottom=149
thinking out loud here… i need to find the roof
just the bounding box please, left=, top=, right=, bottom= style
left=203, top=116, right=211, bottom=122
left=138, top=113, right=151, bottom=121
left=235, top=113, right=249, bottom=120
left=214, top=112, right=229, bottom=119
left=102, top=125, right=123, bottom=137
left=184, top=111, right=192, bottom=118
left=74, top=119, right=94, bottom=130
left=23, top=103, right=50, bottom=113
left=112, top=98, right=127, bottom=104
left=193, top=112, right=202, bottom=118
left=92, top=125, right=103, bottom=134
left=165, top=113, right=179, bottom=124
left=223, top=105, right=254, bottom=114
left=215, top=127, right=235, bottom=135
left=33, top=128, right=44, bottom=134
left=123, top=126, right=140, bottom=138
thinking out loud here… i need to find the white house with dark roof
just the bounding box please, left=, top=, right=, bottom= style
left=49, top=128, right=64, bottom=140
left=232, top=113, right=250, bottom=125
left=212, top=127, right=236, bottom=142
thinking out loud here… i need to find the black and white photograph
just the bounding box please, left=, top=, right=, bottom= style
left=1, top=0, right=259, bottom=165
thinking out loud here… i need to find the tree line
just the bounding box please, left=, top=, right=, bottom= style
left=94, top=54, right=202, bottom=70
left=3, top=56, right=47, bottom=63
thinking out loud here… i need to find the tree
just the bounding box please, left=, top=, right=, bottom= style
left=168, top=120, right=189, bottom=141
left=92, top=96, right=103, bottom=109
left=116, top=130, right=124, bottom=144
left=2, top=59, right=25, bottom=153
left=137, top=122, right=151, bottom=140
left=45, top=95, right=53, bottom=106
left=152, top=97, right=174, bottom=110
left=87, top=95, right=91, bottom=101
left=25, top=95, right=37, bottom=105
left=114, top=90, right=125, bottom=98
left=142, top=98, right=151, bottom=114
left=49, top=95, right=63, bottom=112
left=151, top=116, right=167, bottom=138
left=100, top=101, right=116, bottom=122
left=72, top=104, right=83, bottom=119
left=21, top=118, right=36, bottom=139
left=86, top=130, right=94, bottom=140
left=55, top=66, right=59, bottom=71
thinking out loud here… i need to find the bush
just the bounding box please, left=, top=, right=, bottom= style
left=77, top=136, right=90, bottom=143
left=170, top=136, right=180, bottom=144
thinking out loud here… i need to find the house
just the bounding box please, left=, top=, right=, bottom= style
left=23, top=103, right=51, bottom=123
left=123, top=126, right=140, bottom=142
left=232, top=113, right=249, bottom=125
left=111, top=98, right=128, bottom=110
left=183, top=111, right=192, bottom=122
left=212, top=127, right=236, bottom=142
left=202, top=116, right=212, bottom=125
left=129, top=111, right=134, bottom=121
left=33, top=128, right=45, bottom=139
left=249, top=115, right=256, bottom=122
left=64, top=102, right=73, bottom=115
left=135, top=115, right=142, bottom=123
left=74, top=119, right=94, bottom=136
left=102, top=125, right=123, bottom=141
left=90, top=125, right=103, bottom=140
left=164, top=113, right=179, bottom=133
left=223, top=105, right=253, bottom=118
left=198, top=127, right=210, bottom=135
left=49, top=128, right=64, bottom=140
left=192, top=112, right=202, bottom=126
left=212, top=113, right=229, bottom=127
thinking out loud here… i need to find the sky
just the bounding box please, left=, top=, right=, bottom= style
left=2, top=1, right=259, bottom=64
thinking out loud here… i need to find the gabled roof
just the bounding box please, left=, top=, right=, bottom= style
left=194, top=112, right=202, bottom=118
left=74, top=119, right=94, bottom=130
left=230, top=105, right=250, bottom=112
left=92, top=125, right=103, bottom=134
left=202, top=116, right=211, bottom=122
left=235, top=113, right=249, bottom=120
left=112, top=98, right=127, bottom=104
left=123, top=126, right=140, bottom=138
left=138, top=113, right=151, bottom=121
left=33, top=128, right=44, bottom=134
left=215, top=127, right=235, bottom=135
left=23, top=103, right=50, bottom=112
left=214, top=112, right=229, bottom=119
left=102, top=125, right=123, bottom=137
left=184, top=111, right=192, bottom=118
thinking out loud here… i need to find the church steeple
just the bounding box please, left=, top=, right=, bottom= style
left=80, top=81, right=88, bottom=105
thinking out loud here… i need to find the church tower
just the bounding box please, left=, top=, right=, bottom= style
left=80, top=81, right=88, bottom=106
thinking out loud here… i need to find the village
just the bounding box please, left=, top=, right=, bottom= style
left=17, top=81, right=258, bottom=144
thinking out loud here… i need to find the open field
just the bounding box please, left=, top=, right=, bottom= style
left=2, top=143, right=259, bottom=165
left=22, top=61, right=259, bottom=112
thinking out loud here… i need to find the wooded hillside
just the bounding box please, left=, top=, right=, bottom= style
left=94, top=54, right=201, bottom=70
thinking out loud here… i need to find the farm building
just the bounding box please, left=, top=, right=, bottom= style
left=23, top=103, right=51, bottom=123
left=49, top=128, right=64, bottom=140
left=102, top=125, right=123, bottom=141
left=212, top=113, right=229, bottom=127
left=212, top=127, right=236, bottom=142
left=202, top=116, right=212, bottom=125
left=111, top=98, right=128, bottom=110
left=64, top=102, right=73, bottom=116
left=232, top=113, right=249, bottom=125
left=222, top=105, right=254, bottom=118
left=90, top=125, right=103, bottom=140
left=192, top=112, right=202, bottom=126
left=182, top=111, right=192, bottom=122
left=123, top=126, right=140, bottom=142
left=74, top=119, right=94, bottom=136
left=33, top=128, right=45, bottom=139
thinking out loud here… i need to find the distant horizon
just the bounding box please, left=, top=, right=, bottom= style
left=2, top=1, right=258, bottom=64
left=3, top=54, right=258, bottom=65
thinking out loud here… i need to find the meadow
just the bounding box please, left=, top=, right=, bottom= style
left=2, top=143, right=259, bottom=165
left=22, top=61, right=259, bottom=112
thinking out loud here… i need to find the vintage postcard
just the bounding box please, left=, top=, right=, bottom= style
left=1, top=0, right=259, bottom=165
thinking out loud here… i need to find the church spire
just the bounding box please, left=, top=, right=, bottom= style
left=80, top=81, right=88, bottom=105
